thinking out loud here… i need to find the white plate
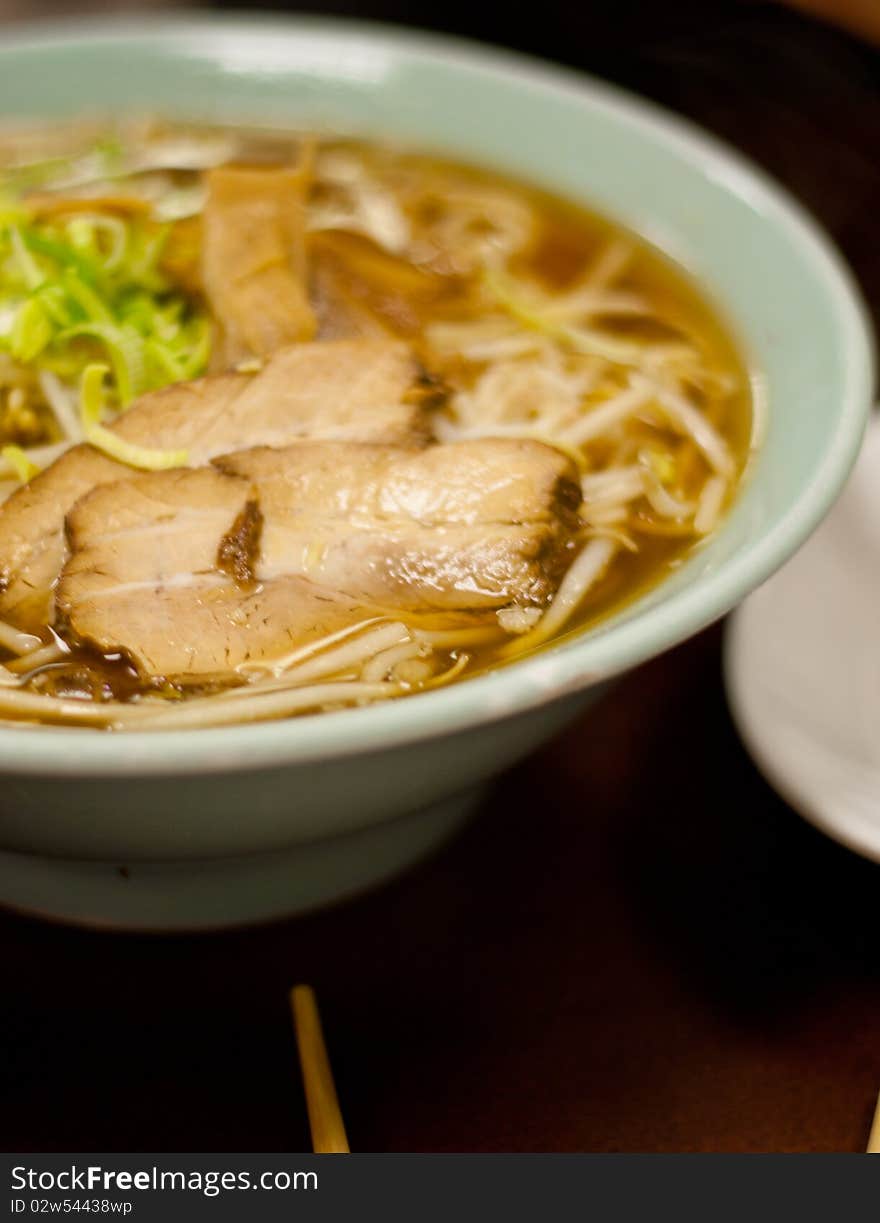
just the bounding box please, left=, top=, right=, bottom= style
left=726, top=415, right=880, bottom=860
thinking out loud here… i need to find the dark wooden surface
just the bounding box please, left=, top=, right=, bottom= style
left=2, top=1, right=880, bottom=1152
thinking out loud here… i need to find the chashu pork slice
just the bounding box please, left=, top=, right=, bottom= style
left=218, top=437, right=581, bottom=611
left=56, top=467, right=380, bottom=679
left=0, top=339, right=433, bottom=631
left=202, top=162, right=317, bottom=370
left=57, top=439, right=580, bottom=678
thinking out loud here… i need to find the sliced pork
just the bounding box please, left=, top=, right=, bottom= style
left=56, top=438, right=580, bottom=679
left=57, top=468, right=378, bottom=678
left=219, top=438, right=581, bottom=610
left=0, top=339, right=433, bottom=630
left=202, top=163, right=317, bottom=369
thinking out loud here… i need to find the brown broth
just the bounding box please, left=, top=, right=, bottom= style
left=329, top=144, right=755, bottom=663
left=0, top=123, right=756, bottom=719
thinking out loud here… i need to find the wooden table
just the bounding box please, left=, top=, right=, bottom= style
left=2, top=0, right=879, bottom=1152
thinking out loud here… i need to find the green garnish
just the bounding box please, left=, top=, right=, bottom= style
left=1, top=443, right=40, bottom=482
left=9, top=296, right=53, bottom=362
left=79, top=364, right=188, bottom=471
left=0, top=205, right=210, bottom=413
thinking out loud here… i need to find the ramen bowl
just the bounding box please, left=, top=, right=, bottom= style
left=0, top=16, right=872, bottom=929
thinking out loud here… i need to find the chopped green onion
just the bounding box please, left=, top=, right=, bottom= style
left=20, top=229, right=102, bottom=284
left=79, top=364, right=188, bottom=471
left=8, top=227, right=43, bottom=291
left=1, top=444, right=40, bottom=482
left=124, top=223, right=171, bottom=291
left=176, top=315, right=212, bottom=380
left=61, top=321, right=146, bottom=406
left=0, top=208, right=210, bottom=418
left=144, top=337, right=185, bottom=383
left=34, top=283, right=74, bottom=328
left=10, top=296, right=53, bottom=362
left=60, top=269, right=114, bottom=324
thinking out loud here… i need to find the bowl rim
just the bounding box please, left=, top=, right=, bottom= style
left=0, top=12, right=874, bottom=776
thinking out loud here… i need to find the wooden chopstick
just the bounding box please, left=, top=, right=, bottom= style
left=289, top=984, right=350, bottom=1153
left=867, top=1089, right=880, bottom=1153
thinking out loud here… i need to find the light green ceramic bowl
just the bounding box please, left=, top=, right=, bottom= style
left=0, top=16, right=873, bottom=928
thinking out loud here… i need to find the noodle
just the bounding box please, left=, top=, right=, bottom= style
left=693, top=475, right=727, bottom=535
left=497, top=537, right=618, bottom=656
left=0, top=619, right=42, bottom=655
left=0, top=120, right=751, bottom=728
left=127, top=680, right=405, bottom=731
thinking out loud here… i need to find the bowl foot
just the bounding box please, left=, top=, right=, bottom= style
left=0, top=787, right=486, bottom=932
